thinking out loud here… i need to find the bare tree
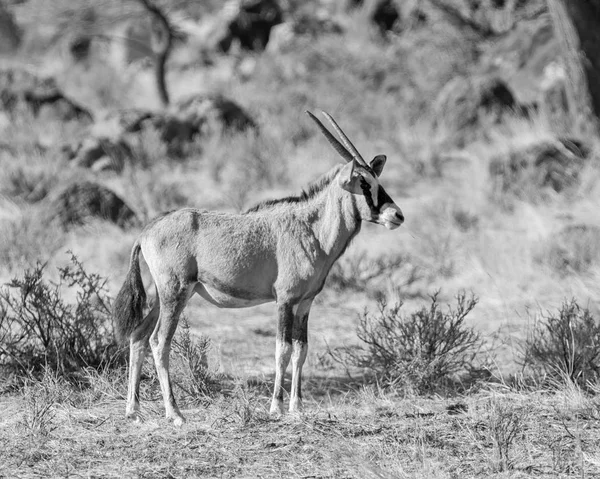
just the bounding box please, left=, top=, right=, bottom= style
left=138, top=0, right=173, bottom=107
left=547, top=0, right=600, bottom=133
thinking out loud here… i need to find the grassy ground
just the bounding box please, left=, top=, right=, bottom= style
left=2, top=1, right=600, bottom=477
left=2, top=371, right=600, bottom=478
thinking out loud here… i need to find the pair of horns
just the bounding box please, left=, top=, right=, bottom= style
left=306, top=110, right=371, bottom=170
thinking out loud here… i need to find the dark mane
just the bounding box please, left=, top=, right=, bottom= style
left=244, top=166, right=341, bottom=213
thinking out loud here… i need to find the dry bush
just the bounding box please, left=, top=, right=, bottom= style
left=432, top=75, right=519, bottom=137
left=538, top=224, right=600, bottom=276
left=60, top=58, right=138, bottom=111
left=489, top=137, right=591, bottom=205
left=330, top=292, right=482, bottom=393
left=0, top=211, right=65, bottom=274
left=521, top=299, right=600, bottom=387
left=427, top=0, right=545, bottom=38
left=119, top=130, right=194, bottom=220
left=19, top=381, right=59, bottom=437
left=78, top=365, right=127, bottom=405
left=484, top=398, right=528, bottom=472
left=49, top=180, right=139, bottom=229
left=326, top=251, right=416, bottom=300
left=245, top=16, right=474, bottom=137
left=0, top=141, right=75, bottom=206
left=394, top=21, right=477, bottom=119
left=16, top=369, right=76, bottom=434
left=203, top=130, right=288, bottom=210
left=171, top=317, right=224, bottom=405
left=129, top=127, right=169, bottom=166
left=212, top=381, right=269, bottom=429
left=409, top=206, right=459, bottom=279
left=123, top=168, right=193, bottom=222
left=0, top=159, right=60, bottom=204
left=0, top=254, right=123, bottom=381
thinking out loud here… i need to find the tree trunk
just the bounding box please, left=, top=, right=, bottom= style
left=547, top=0, right=600, bottom=133
left=138, top=0, right=172, bottom=107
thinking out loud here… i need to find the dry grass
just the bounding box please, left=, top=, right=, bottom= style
left=2, top=374, right=600, bottom=478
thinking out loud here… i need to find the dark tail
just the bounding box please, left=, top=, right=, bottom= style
left=113, top=241, right=147, bottom=343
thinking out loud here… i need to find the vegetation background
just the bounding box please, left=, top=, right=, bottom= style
left=1, top=0, right=600, bottom=477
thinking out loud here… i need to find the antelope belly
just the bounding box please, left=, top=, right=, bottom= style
left=195, top=283, right=272, bottom=308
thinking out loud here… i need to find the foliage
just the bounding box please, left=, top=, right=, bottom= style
left=0, top=254, right=123, bottom=381
left=326, top=252, right=417, bottom=299
left=484, top=398, right=527, bottom=472
left=171, top=316, right=224, bottom=405
left=18, top=371, right=70, bottom=437
left=330, top=291, right=481, bottom=392
left=0, top=213, right=65, bottom=274
left=489, top=138, right=590, bottom=205
left=521, top=299, right=600, bottom=387
left=540, top=224, right=600, bottom=276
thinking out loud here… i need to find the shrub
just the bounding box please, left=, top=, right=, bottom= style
left=522, top=299, right=600, bottom=387
left=330, top=291, right=481, bottom=393
left=489, top=138, right=590, bottom=205
left=49, top=181, right=139, bottom=229
left=433, top=75, right=518, bottom=134
left=0, top=212, right=65, bottom=274
left=0, top=160, right=58, bottom=203
left=202, top=131, right=288, bottom=210
left=539, top=224, right=600, bottom=276
left=0, top=253, right=123, bottom=381
left=326, top=252, right=414, bottom=298
left=19, top=380, right=58, bottom=437
left=171, top=317, right=223, bottom=405
left=484, top=398, right=528, bottom=472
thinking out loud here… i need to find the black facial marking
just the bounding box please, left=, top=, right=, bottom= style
left=359, top=177, right=377, bottom=214
left=377, top=185, right=394, bottom=209
left=360, top=176, right=393, bottom=217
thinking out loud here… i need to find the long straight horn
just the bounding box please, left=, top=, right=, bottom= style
left=320, top=111, right=368, bottom=167
left=306, top=111, right=354, bottom=163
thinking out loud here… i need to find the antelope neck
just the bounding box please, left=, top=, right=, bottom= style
left=308, top=186, right=361, bottom=258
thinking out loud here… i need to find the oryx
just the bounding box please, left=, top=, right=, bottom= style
left=113, top=111, right=404, bottom=425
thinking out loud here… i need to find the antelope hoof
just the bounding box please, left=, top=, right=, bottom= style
left=167, top=411, right=186, bottom=427
left=289, top=400, right=303, bottom=414
left=125, top=411, right=142, bottom=423
left=269, top=400, right=285, bottom=416
left=172, top=415, right=185, bottom=427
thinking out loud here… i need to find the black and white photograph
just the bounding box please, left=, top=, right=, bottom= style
left=1, top=0, right=600, bottom=477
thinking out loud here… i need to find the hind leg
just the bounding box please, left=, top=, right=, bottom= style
left=150, top=281, right=194, bottom=426
left=126, top=299, right=160, bottom=420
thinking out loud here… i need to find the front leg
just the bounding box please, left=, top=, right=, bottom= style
left=270, top=302, right=294, bottom=415
left=290, top=298, right=313, bottom=413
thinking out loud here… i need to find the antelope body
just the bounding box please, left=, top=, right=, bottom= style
left=114, top=111, right=404, bottom=425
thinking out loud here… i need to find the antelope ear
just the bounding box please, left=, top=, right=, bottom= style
left=370, top=155, right=387, bottom=177
left=338, top=160, right=361, bottom=193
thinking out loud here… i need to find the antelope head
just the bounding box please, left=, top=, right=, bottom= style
left=307, top=111, right=404, bottom=230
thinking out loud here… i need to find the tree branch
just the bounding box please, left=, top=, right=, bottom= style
left=137, top=0, right=173, bottom=106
